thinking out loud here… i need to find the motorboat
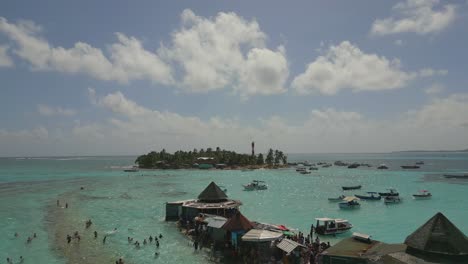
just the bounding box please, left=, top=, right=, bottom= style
left=412, top=190, right=431, bottom=199
left=322, top=164, right=332, bottom=168
left=243, top=180, right=268, bottom=191
left=314, top=218, right=353, bottom=235
left=377, top=164, right=388, bottom=169
left=384, top=196, right=401, bottom=204
left=339, top=197, right=361, bottom=209
left=401, top=165, right=420, bottom=169
left=309, top=166, right=319, bottom=170
left=415, top=161, right=424, bottom=165
left=328, top=195, right=345, bottom=202
left=334, top=161, right=348, bottom=166
left=355, top=192, right=381, bottom=200
left=296, top=167, right=307, bottom=172
left=342, top=185, right=362, bottom=191
left=124, top=166, right=139, bottom=172
left=379, top=188, right=399, bottom=197
left=300, top=171, right=311, bottom=174
left=347, top=163, right=360, bottom=169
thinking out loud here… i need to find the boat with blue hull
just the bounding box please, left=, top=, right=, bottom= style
left=355, top=192, right=381, bottom=200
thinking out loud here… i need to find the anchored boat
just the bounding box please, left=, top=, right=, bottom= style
left=339, top=196, right=361, bottom=209
left=328, top=195, right=345, bottom=202
left=243, top=180, right=268, bottom=191
left=379, top=188, right=399, bottom=197
left=314, top=218, right=353, bottom=235
left=412, top=190, right=431, bottom=199
left=355, top=192, right=381, bottom=200
left=384, top=196, right=401, bottom=204
left=342, top=185, right=362, bottom=191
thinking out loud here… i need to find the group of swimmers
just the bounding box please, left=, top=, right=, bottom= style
left=7, top=233, right=32, bottom=264
left=127, top=233, right=163, bottom=257
left=5, top=256, right=23, bottom=264
left=13, top=232, right=37, bottom=244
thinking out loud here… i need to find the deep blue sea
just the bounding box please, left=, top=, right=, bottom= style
left=0, top=153, right=467, bottom=263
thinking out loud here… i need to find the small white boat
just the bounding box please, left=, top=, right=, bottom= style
left=328, top=195, right=345, bottom=202
left=384, top=196, right=401, bottom=204
left=124, top=166, right=139, bottom=172
left=315, top=218, right=353, bottom=235
left=339, top=197, right=361, bottom=209
left=243, top=180, right=267, bottom=191
left=412, top=190, right=431, bottom=199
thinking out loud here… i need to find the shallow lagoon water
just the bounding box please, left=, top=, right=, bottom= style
left=0, top=153, right=467, bottom=263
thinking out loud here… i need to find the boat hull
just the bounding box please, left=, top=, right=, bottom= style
left=355, top=194, right=381, bottom=200
left=413, top=194, right=431, bottom=199
left=384, top=198, right=401, bottom=204
left=339, top=202, right=360, bottom=209
left=401, top=166, right=420, bottom=169
left=316, top=226, right=352, bottom=235
left=342, top=185, right=362, bottom=190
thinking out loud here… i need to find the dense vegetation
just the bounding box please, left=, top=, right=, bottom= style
left=135, top=147, right=287, bottom=169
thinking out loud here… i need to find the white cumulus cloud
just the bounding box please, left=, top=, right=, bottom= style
left=371, top=0, right=456, bottom=36
left=0, top=17, right=173, bottom=85
left=159, top=9, right=288, bottom=98
left=291, top=41, right=414, bottom=95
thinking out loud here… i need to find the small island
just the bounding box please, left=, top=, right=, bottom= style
left=135, top=143, right=288, bottom=170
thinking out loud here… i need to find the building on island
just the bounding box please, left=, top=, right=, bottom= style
left=196, top=157, right=215, bottom=169
left=165, top=181, right=242, bottom=221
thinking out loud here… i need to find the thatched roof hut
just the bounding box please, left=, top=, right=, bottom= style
left=404, top=212, right=468, bottom=257
left=222, top=211, right=253, bottom=232
left=166, top=182, right=241, bottom=221
left=198, top=181, right=228, bottom=202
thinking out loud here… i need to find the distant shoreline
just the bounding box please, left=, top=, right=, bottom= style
left=392, top=149, right=468, bottom=153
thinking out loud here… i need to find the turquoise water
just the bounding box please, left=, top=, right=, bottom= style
left=1, top=153, right=467, bottom=263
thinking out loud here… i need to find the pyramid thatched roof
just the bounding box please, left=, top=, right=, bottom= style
left=404, top=212, right=468, bottom=256
left=198, top=182, right=228, bottom=202
left=222, top=211, right=253, bottom=232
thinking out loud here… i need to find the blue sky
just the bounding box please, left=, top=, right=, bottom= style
left=0, top=0, right=467, bottom=156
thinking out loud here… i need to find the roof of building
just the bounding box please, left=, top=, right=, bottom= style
left=404, top=212, right=468, bottom=256
left=198, top=182, right=228, bottom=202
left=242, top=229, right=283, bottom=242
left=276, top=238, right=306, bottom=254
left=205, top=215, right=228, bottom=229
left=323, top=237, right=381, bottom=258
left=222, top=211, right=253, bottom=232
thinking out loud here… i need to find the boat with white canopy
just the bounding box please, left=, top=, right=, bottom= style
left=314, top=218, right=353, bottom=235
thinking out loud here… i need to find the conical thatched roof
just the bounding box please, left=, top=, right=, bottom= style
left=198, top=182, right=228, bottom=202
left=222, top=211, right=253, bottom=232
left=404, top=212, right=468, bottom=256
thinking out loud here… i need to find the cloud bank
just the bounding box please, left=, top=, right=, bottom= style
left=2, top=90, right=467, bottom=156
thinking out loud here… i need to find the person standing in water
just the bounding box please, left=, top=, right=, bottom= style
left=65, top=203, right=68, bottom=208
left=94, top=231, right=98, bottom=238
left=103, top=235, right=107, bottom=244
